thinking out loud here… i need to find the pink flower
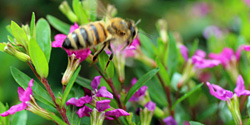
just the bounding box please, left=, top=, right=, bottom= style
left=180, top=45, right=189, bottom=61
left=191, top=2, right=210, bottom=17
left=66, top=95, right=92, bottom=107
left=77, top=106, right=93, bottom=118
left=129, top=78, right=148, bottom=102
left=96, top=100, right=111, bottom=112
left=105, top=109, right=130, bottom=118
left=51, top=22, right=91, bottom=62
left=1, top=79, right=34, bottom=117
left=91, top=76, right=102, bottom=90
left=106, top=36, right=141, bottom=58
left=91, top=76, right=113, bottom=99
left=209, top=47, right=244, bottom=68
left=163, top=116, right=177, bottom=125
left=244, top=45, right=250, bottom=51
left=207, top=75, right=250, bottom=101
left=191, top=50, right=220, bottom=69
left=244, top=0, right=250, bottom=7
left=145, top=101, right=156, bottom=111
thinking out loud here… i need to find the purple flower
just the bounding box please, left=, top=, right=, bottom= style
left=145, top=101, right=156, bottom=111
left=105, top=109, right=130, bottom=118
left=77, top=106, right=93, bottom=118
left=91, top=76, right=102, bottom=90
left=163, top=116, right=177, bottom=125
left=207, top=75, right=250, bottom=101
left=66, top=95, right=92, bottom=107
left=96, top=86, right=113, bottom=99
left=244, top=0, right=250, bottom=7
left=51, top=22, right=91, bottom=62
left=1, top=79, right=34, bottom=117
left=180, top=45, right=189, bottom=61
left=191, top=50, right=220, bottom=69
left=203, top=25, right=222, bottom=39
left=129, top=78, right=148, bottom=102
left=96, top=100, right=111, bottom=112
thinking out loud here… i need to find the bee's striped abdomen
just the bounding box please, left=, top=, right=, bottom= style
left=62, top=22, right=108, bottom=50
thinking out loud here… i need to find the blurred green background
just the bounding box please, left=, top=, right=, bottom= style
left=0, top=0, right=249, bottom=124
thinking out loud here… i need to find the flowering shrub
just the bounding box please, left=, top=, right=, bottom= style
left=1, top=0, right=250, bottom=125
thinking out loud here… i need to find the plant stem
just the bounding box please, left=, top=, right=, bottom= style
left=28, top=62, right=70, bottom=124
left=94, top=64, right=124, bottom=110
left=239, top=84, right=250, bottom=112
left=156, top=73, right=174, bottom=116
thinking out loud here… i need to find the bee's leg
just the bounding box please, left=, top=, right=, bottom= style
left=104, top=41, right=113, bottom=72
left=93, top=42, right=107, bottom=62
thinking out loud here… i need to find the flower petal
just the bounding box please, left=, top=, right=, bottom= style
left=66, top=95, right=92, bottom=107
left=163, top=116, right=177, bottom=125
left=131, top=78, right=137, bottom=86
left=206, top=82, right=233, bottom=101
left=0, top=103, right=27, bottom=117
left=129, top=86, right=148, bottom=102
left=235, top=45, right=244, bottom=60
left=96, top=86, right=113, bottom=99
left=69, top=22, right=79, bottom=33
left=77, top=106, right=92, bottom=118
left=52, top=34, right=67, bottom=48
left=91, top=76, right=102, bottom=90
left=234, top=75, right=248, bottom=97
left=208, top=48, right=234, bottom=67
left=145, top=101, right=156, bottom=111
left=180, top=45, right=189, bottom=61
left=18, top=79, right=33, bottom=102
left=96, top=100, right=111, bottom=112
left=105, top=109, right=130, bottom=118
left=244, top=45, right=250, bottom=51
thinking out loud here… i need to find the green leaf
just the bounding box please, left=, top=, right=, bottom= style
left=36, top=18, right=51, bottom=62
left=156, top=58, right=170, bottom=86
left=167, top=33, right=178, bottom=78
left=0, top=43, right=6, bottom=51
left=6, top=25, right=12, bottom=35
left=10, top=67, right=55, bottom=107
left=171, top=83, right=203, bottom=110
left=11, top=21, right=28, bottom=48
left=99, top=51, right=114, bottom=79
left=49, top=112, right=68, bottom=125
left=7, top=35, right=15, bottom=44
left=73, top=0, right=89, bottom=24
left=124, top=68, right=159, bottom=104
left=29, top=38, right=49, bottom=78
left=189, top=39, right=199, bottom=57
left=46, top=15, right=70, bottom=34
left=66, top=105, right=81, bottom=125
left=30, top=12, right=36, bottom=39
left=11, top=110, right=27, bottom=125
left=189, top=121, right=205, bottom=125
left=61, top=66, right=81, bottom=108
left=75, top=75, right=92, bottom=90
left=0, top=102, right=9, bottom=125
left=138, top=30, right=154, bottom=58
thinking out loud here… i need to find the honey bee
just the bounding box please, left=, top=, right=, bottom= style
left=62, top=17, right=140, bottom=69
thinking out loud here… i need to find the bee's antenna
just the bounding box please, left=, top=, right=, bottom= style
left=135, top=19, right=141, bottom=26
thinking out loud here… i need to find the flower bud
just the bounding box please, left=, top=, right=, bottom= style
left=156, top=19, right=168, bottom=43
left=90, top=108, right=105, bottom=125
left=59, top=1, right=78, bottom=23
left=226, top=94, right=242, bottom=125
left=4, top=43, right=30, bottom=62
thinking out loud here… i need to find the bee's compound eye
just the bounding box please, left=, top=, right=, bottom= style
left=131, top=27, right=136, bottom=39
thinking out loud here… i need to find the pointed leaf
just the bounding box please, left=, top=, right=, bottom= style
left=10, top=67, right=55, bottom=107
left=11, top=21, right=28, bottom=48
left=0, top=102, right=9, bottom=125
left=167, top=33, right=178, bottom=78
left=73, top=0, right=89, bottom=24
left=61, top=66, right=81, bottom=108
left=138, top=30, right=154, bottom=57
left=189, top=121, right=205, bottom=125
left=11, top=110, right=27, bottom=125
left=171, top=83, right=203, bottom=110
left=124, top=68, right=159, bottom=104
left=36, top=18, right=51, bottom=62
left=46, top=15, right=70, bottom=34
left=156, top=58, right=170, bottom=86
left=75, top=76, right=92, bottom=90
left=7, top=35, right=15, bottom=44
left=189, top=39, right=199, bottom=57
left=29, top=38, right=49, bottom=78
left=30, top=12, right=36, bottom=39
left=0, top=43, right=6, bottom=51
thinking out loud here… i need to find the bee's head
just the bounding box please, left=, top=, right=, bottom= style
left=127, top=19, right=140, bottom=45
